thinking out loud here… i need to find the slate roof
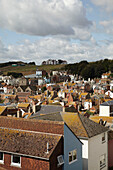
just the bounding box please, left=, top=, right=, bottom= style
left=35, top=112, right=108, bottom=138
left=31, top=105, right=63, bottom=117
left=28, top=85, right=37, bottom=91
left=100, top=100, right=113, bottom=106
left=31, top=112, right=63, bottom=121
left=20, top=85, right=28, bottom=91
left=61, top=112, right=108, bottom=138
left=0, top=127, right=62, bottom=159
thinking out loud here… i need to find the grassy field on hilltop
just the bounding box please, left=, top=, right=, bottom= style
left=0, top=64, right=66, bottom=76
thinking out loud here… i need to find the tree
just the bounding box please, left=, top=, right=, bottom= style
left=7, top=72, right=23, bottom=78
left=81, top=64, right=95, bottom=80
left=41, top=86, right=47, bottom=93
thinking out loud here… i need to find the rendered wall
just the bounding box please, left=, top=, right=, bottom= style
left=88, top=132, right=108, bottom=170
left=80, top=139, right=88, bottom=170
left=99, top=105, right=110, bottom=116
left=64, top=124, right=82, bottom=170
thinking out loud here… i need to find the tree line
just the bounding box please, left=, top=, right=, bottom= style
left=65, top=59, right=113, bottom=80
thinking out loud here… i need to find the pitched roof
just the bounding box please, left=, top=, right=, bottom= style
left=0, top=127, right=62, bottom=159
left=0, top=106, right=6, bottom=115
left=61, top=113, right=108, bottom=138
left=20, top=85, right=28, bottom=91
left=90, top=115, right=113, bottom=123
left=31, top=105, right=63, bottom=117
left=18, top=103, right=30, bottom=108
left=100, top=100, right=113, bottom=106
left=0, top=116, right=64, bottom=135
left=61, top=113, right=88, bottom=138
left=31, top=112, right=63, bottom=121
left=78, top=114, right=108, bottom=138
left=26, top=86, right=37, bottom=91
left=35, top=112, right=108, bottom=138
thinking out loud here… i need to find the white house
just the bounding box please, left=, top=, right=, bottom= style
left=99, top=100, right=113, bottom=117
left=58, top=90, right=66, bottom=99
left=110, top=81, right=113, bottom=91
left=61, top=113, right=108, bottom=170
left=105, top=90, right=113, bottom=99
left=101, top=72, right=111, bottom=79
left=84, top=100, right=92, bottom=110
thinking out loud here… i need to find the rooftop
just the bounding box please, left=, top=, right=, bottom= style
left=34, top=112, right=108, bottom=138
left=100, top=100, right=113, bottom=106
left=31, top=105, right=63, bottom=117
left=18, top=103, right=30, bottom=108
left=0, top=106, right=6, bottom=115
left=0, top=127, right=62, bottom=159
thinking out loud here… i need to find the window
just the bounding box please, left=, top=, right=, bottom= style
left=100, top=154, right=106, bottom=169
left=102, top=133, right=105, bottom=143
left=0, top=152, right=4, bottom=164
left=57, top=155, right=64, bottom=166
left=69, top=149, right=77, bottom=164
left=11, top=155, right=21, bottom=167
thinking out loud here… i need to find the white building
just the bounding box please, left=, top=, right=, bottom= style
left=99, top=100, right=113, bottom=117
left=58, top=90, right=66, bottom=99
left=105, top=90, right=113, bottom=99
left=84, top=100, right=92, bottom=110
left=62, top=113, right=108, bottom=170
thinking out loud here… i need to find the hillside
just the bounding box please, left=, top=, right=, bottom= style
left=0, top=62, right=66, bottom=76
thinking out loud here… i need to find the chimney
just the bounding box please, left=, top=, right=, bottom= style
left=63, top=106, right=65, bottom=112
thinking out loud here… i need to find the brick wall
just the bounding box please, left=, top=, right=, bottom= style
left=50, top=137, right=63, bottom=170
left=0, top=153, right=50, bottom=170
left=108, top=140, right=113, bottom=168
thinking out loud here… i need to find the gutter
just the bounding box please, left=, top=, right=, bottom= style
left=0, top=150, right=49, bottom=161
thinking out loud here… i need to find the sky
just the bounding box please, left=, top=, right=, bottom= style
left=0, top=0, right=113, bottom=65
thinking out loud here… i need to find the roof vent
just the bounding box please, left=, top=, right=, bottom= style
left=46, top=142, right=49, bottom=154
left=57, top=155, right=64, bottom=166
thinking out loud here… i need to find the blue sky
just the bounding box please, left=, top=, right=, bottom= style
left=0, top=0, right=113, bottom=64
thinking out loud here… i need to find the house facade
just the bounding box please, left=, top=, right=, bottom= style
left=81, top=132, right=108, bottom=170
left=99, top=100, right=113, bottom=116
left=0, top=116, right=82, bottom=170
left=61, top=112, right=108, bottom=170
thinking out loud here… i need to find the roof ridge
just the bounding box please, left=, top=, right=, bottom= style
left=78, top=113, right=89, bottom=138
left=0, top=127, right=63, bottom=136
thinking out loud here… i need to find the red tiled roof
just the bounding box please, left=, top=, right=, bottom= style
left=0, top=116, right=64, bottom=135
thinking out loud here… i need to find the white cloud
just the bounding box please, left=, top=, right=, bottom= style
left=0, top=0, right=92, bottom=37
left=0, top=37, right=113, bottom=65
left=100, top=20, right=113, bottom=35
left=91, top=0, right=113, bottom=12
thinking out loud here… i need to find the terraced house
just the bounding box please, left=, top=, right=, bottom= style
left=34, top=112, right=109, bottom=170
left=0, top=116, right=82, bottom=170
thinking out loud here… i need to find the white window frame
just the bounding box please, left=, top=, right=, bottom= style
left=11, top=154, right=21, bottom=168
left=100, top=154, right=106, bottom=169
left=69, top=149, right=77, bottom=164
left=0, top=152, right=4, bottom=164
